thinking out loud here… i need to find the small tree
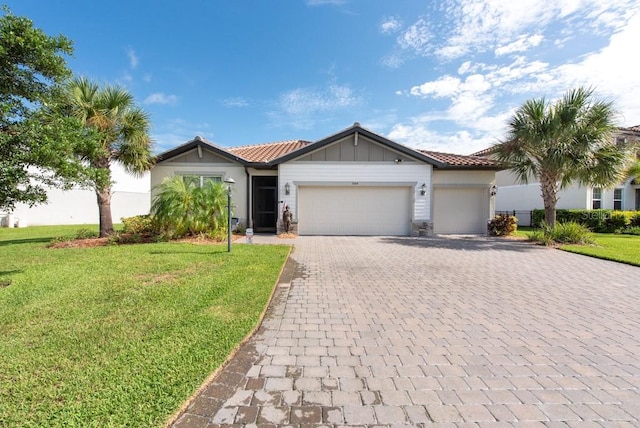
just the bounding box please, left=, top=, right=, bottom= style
left=151, top=176, right=227, bottom=239
left=492, top=87, right=634, bottom=228
left=63, top=77, right=153, bottom=237
left=0, top=7, right=91, bottom=210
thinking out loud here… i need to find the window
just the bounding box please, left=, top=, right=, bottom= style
left=181, top=175, right=222, bottom=187
left=614, top=188, right=623, bottom=210
left=592, top=188, right=602, bottom=209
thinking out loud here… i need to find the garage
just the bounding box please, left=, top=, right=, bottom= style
left=433, top=187, right=488, bottom=234
left=297, top=186, right=411, bottom=235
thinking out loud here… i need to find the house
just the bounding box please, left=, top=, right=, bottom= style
left=1, top=163, right=150, bottom=227
left=481, top=125, right=640, bottom=221
left=152, top=123, right=502, bottom=236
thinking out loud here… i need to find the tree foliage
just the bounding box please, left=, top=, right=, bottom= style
left=0, top=6, right=91, bottom=210
left=492, top=86, right=634, bottom=227
left=62, top=77, right=153, bottom=237
left=151, top=176, right=228, bottom=239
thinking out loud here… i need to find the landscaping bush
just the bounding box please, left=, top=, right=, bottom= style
left=488, top=214, right=518, bottom=236
left=121, top=214, right=156, bottom=234
left=151, top=176, right=227, bottom=239
left=528, top=221, right=595, bottom=245
left=630, top=212, right=640, bottom=227
left=621, top=226, right=640, bottom=236
left=532, top=208, right=636, bottom=233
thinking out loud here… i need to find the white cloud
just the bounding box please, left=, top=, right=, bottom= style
left=410, top=75, right=461, bottom=98
left=387, top=120, right=502, bottom=155
left=223, top=97, right=249, bottom=108
left=495, top=34, right=543, bottom=56
left=279, top=84, right=361, bottom=116
left=144, top=93, right=178, bottom=105
left=380, top=17, right=402, bottom=34
left=126, top=48, right=138, bottom=69
left=397, top=19, right=432, bottom=55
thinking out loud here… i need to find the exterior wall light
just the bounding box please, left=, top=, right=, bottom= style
left=394, top=158, right=403, bottom=164
left=285, top=182, right=291, bottom=195
left=420, top=183, right=426, bottom=196
left=490, top=184, right=497, bottom=197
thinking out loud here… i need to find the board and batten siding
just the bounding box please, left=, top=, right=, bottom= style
left=278, top=162, right=432, bottom=222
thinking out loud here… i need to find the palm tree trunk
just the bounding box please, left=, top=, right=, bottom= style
left=96, top=187, right=114, bottom=237
left=540, top=172, right=559, bottom=228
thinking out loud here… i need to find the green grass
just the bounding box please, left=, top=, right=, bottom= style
left=511, top=225, right=640, bottom=266
left=0, top=225, right=290, bottom=427
left=560, top=233, right=640, bottom=266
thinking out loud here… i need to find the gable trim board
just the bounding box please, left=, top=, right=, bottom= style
left=151, top=124, right=501, bottom=236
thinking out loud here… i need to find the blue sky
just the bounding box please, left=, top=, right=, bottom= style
left=7, top=0, right=640, bottom=155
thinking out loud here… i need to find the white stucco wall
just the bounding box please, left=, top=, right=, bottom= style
left=4, top=163, right=150, bottom=226
left=278, top=162, right=432, bottom=222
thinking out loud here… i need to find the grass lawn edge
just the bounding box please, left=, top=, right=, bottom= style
left=163, top=244, right=293, bottom=426
left=558, top=246, right=640, bottom=267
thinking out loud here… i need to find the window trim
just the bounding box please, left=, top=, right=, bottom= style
left=613, top=188, right=623, bottom=210
left=592, top=188, right=602, bottom=209
left=178, top=173, right=224, bottom=187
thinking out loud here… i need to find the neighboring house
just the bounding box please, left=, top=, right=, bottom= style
left=478, top=125, right=640, bottom=220
left=152, top=123, right=501, bottom=236
left=1, top=162, right=150, bottom=227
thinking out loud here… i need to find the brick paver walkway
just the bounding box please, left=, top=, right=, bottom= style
left=171, top=236, right=640, bottom=427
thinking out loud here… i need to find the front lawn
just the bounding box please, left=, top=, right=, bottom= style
left=560, top=233, right=640, bottom=266
left=0, top=225, right=290, bottom=427
left=513, top=226, right=640, bottom=266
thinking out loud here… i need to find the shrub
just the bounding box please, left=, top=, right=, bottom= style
left=528, top=221, right=594, bottom=245
left=532, top=208, right=637, bottom=232
left=550, top=221, right=595, bottom=244
left=488, top=214, right=518, bottom=236
left=234, top=222, right=247, bottom=235
left=151, top=176, right=227, bottom=239
left=76, top=228, right=98, bottom=239
left=629, top=212, right=640, bottom=227
left=621, top=226, right=640, bottom=235
left=121, top=214, right=156, bottom=234
left=603, top=211, right=631, bottom=233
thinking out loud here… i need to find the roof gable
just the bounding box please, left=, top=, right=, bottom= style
left=155, top=136, right=248, bottom=164
left=272, top=123, right=447, bottom=167
left=295, top=134, right=415, bottom=163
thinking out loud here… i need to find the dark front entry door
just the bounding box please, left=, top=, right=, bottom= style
left=636, top=189, right=640, bottom=211
left=253, top=176, right=277, bottom=233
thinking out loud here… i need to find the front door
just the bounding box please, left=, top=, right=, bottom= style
left=253, top=176, right=277, bottom=233
left=636, top=189, right=640, bottom=211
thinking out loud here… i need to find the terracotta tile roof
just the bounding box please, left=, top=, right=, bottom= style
left=418, top=150, right=501, bottom=167
left=623, top=124, right=640, bottom=133
left=228, top=140, right=311, bottom=162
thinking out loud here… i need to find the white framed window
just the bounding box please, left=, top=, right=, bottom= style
left=592, top=188, right=602, bottom=209
left=181, top=174, right=222, bottom=187
left=613, top=188, right=623, bottom=210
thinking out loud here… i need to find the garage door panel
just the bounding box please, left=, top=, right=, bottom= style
left=298, top=186, right=410, bottom=236
left=433, top=188, right=487, bottom=234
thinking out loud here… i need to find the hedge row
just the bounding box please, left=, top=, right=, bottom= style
left=532, top=209, right=640, bottom=232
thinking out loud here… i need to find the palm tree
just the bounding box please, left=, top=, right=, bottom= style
left=64, top=77, right=153, bottom=237
left=492, top=86, right=634, bottom=228
left=151, top=175, right=227, bottom=239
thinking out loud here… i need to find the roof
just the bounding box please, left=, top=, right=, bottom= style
left=418, top=150, right=501, bottom=167
left=228, top=140, right=311, bottom=162
left=155, top=124, right=503, bottom=169
left=155, top=136, right=248, bottom=163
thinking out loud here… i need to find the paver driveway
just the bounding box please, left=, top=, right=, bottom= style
left=171, top=236, right=640, bottom=427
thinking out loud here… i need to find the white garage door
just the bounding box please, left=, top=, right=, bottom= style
left=433, top=187, right=488, bottom=234
left=298, top=186, right=411, bottom=235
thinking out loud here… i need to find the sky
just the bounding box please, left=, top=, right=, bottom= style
left=7, top=0, right=640, bottom=156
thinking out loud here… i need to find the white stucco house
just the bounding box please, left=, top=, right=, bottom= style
left=483, top=125, right=640, bottom=223
left=152, top=123, right=502, bottom=236
left=1, top=162, right=150, bottom=227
